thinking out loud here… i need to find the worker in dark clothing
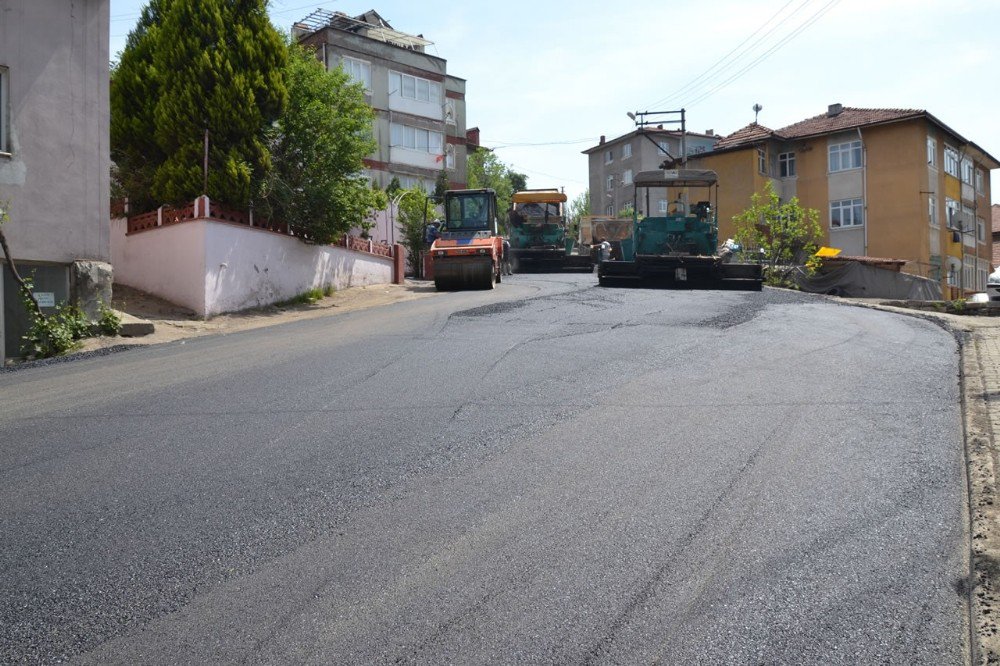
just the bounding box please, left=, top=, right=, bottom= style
left=502, top=238, right=513, bottom=275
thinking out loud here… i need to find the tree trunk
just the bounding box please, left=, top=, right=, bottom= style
left=0, top=227, right=44, bottom=319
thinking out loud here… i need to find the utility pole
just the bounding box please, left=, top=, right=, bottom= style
left=203, top=128, right=209, bottom=195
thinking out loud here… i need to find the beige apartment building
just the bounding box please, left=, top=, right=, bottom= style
left=689, top=105, right=997, bottom=297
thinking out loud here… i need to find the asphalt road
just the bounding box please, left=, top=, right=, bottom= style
left=0, top=274, right=968, bottom=664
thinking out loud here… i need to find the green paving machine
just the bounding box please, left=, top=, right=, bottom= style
left=507, top=189, right=592, bottom=273
left=597, top=168, right=763, bottom=290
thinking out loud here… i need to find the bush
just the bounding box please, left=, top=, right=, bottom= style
left=22, top=302, right=92, bottom=358
left=99, top=302, right=123, bottom=336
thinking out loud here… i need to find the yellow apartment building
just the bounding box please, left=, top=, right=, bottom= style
left=688, top=105, right=998, bottom=298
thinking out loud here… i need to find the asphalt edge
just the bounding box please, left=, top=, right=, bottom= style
left=843, top=298, right=994, bottom=664
left=962, top=329, right=1000, bottom=665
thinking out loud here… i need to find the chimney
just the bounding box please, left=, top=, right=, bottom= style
left=705, top=129, right=714, bottom=136
left=827, top=103, right=844, bottom=117
left=465, top=127, right=480, bottom=148
left=599, top=135, right=605, bottom=145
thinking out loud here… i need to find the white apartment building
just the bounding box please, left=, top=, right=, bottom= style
left=294, top=10, right=476, bottom=196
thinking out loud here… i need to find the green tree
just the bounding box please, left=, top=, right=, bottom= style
left=467, top=150, right=517, bottom=219
left=395, top=187, right=435, bottom=276
left=386, top=176, right=402, bottom=196
left=112, top=0, right=288, bottom=209
left=259, top=40, right=378, bottom=243
left=434, top=170, right=450, bottom=199
left=507, top=171, right=527, bottom=194
left=732, top=181, right=822, bottom=286
left=568, top=189, right=591, bottom=224
left=110, top=0, right=168, bottom=212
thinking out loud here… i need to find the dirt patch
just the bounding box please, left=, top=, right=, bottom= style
left=71, top=280, right=439, bottom=353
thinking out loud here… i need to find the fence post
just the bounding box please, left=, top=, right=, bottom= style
left=393, top=243, right=405, bottom=284
left=203, top=195, right=211, bottom=218
left=157, top=206, right=163, bottom=227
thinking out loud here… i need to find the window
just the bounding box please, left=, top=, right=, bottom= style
left=977, top=168, right=985, bottom=193
left=393, top=174, right=434, bottom=194
left=0, top=66, right=8, bottom=154
left=340, top=57, right=371, bottom=90
left=390, top=122, right=444, bottom=156
left=445, top=145, right=455, bottom=170
left=828, top=140, right=862, bottom=172
left=657, top=140, right=670, bottom=156
left=944, top=146, right=959, bottom=177
left=978, top=217, right=986, bottom=243
left=389, top=71, right=441, bottom=103
left=778, top=152, right=796, bottom=178
left=945, top=197, right=960, bottom=228
left=928, top=195, right=938, bottom=228
left=927, top=136, right=937, bottom=166
left=622, top=169, right=633, bottom=186
left=963, top=205, right=976, bottom=246
left=961, top=157, right=974, bottom=185
left=606, top=204, right=614, bottom=216
left=622, top=144, right=632, bottom=159
left=658, top=199, right=668, bottom=214
left=605, top=149, right=613, bottom=164
left=623, top=202, right=634, bottom=213
left=606, top=175, right=614, bottom=191
left=444, top=100, right=456, bottom=125
left=830, top=198, right=864, bottom=228
left=757, top=148, right=767, bottom=174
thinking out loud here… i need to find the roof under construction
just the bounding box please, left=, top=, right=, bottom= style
left=294, top=9, right=433, bottom=50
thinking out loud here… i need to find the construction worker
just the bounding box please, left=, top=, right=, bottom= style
left=598, top=237, right=611, bottom=263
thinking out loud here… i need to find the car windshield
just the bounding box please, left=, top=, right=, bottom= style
left=445, top=194, right=491, bottom=231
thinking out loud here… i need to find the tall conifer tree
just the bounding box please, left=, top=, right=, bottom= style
left=112, top=0, right=287, bottom=208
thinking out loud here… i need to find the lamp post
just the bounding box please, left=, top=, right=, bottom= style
left=388, top=189, right=416, bottom=246
left=627, top=109, right=686, bottom=167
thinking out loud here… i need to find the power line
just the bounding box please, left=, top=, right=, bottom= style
left=681, top=0, right=843, bottom=109
left=642, top=0, right=804, bottom=111
left=484, top=137, right=597, bottom=149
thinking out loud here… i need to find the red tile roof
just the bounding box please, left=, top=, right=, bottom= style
left=776, top=107, right=925, bottom=139
left=712, top=123, right=778, bottom=149
left=711, top=108, right=928, bottom=151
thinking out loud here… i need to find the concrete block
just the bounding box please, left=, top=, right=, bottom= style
left=118, top=312, right=154, bottom=337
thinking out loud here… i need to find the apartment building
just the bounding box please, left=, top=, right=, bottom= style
left=294, top=10, right=474, bottom=195
left=689, top=105, right=998, bottom=297
left=992, top=205, right=1000, bottom=271
left=583, top=128, right=719, bottom=217
left=0, top=0, right=111, bottom=362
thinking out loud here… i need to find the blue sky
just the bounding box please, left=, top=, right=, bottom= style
left=110, top=0, right=1000, bottom=206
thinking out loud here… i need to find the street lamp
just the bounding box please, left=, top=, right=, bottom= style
left=388, top=189, right=417, bottom=246
left=626, top=109, right=687, bottom=167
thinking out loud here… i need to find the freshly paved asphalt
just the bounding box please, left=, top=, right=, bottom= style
left=0, top=274, right=968, bottom=664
